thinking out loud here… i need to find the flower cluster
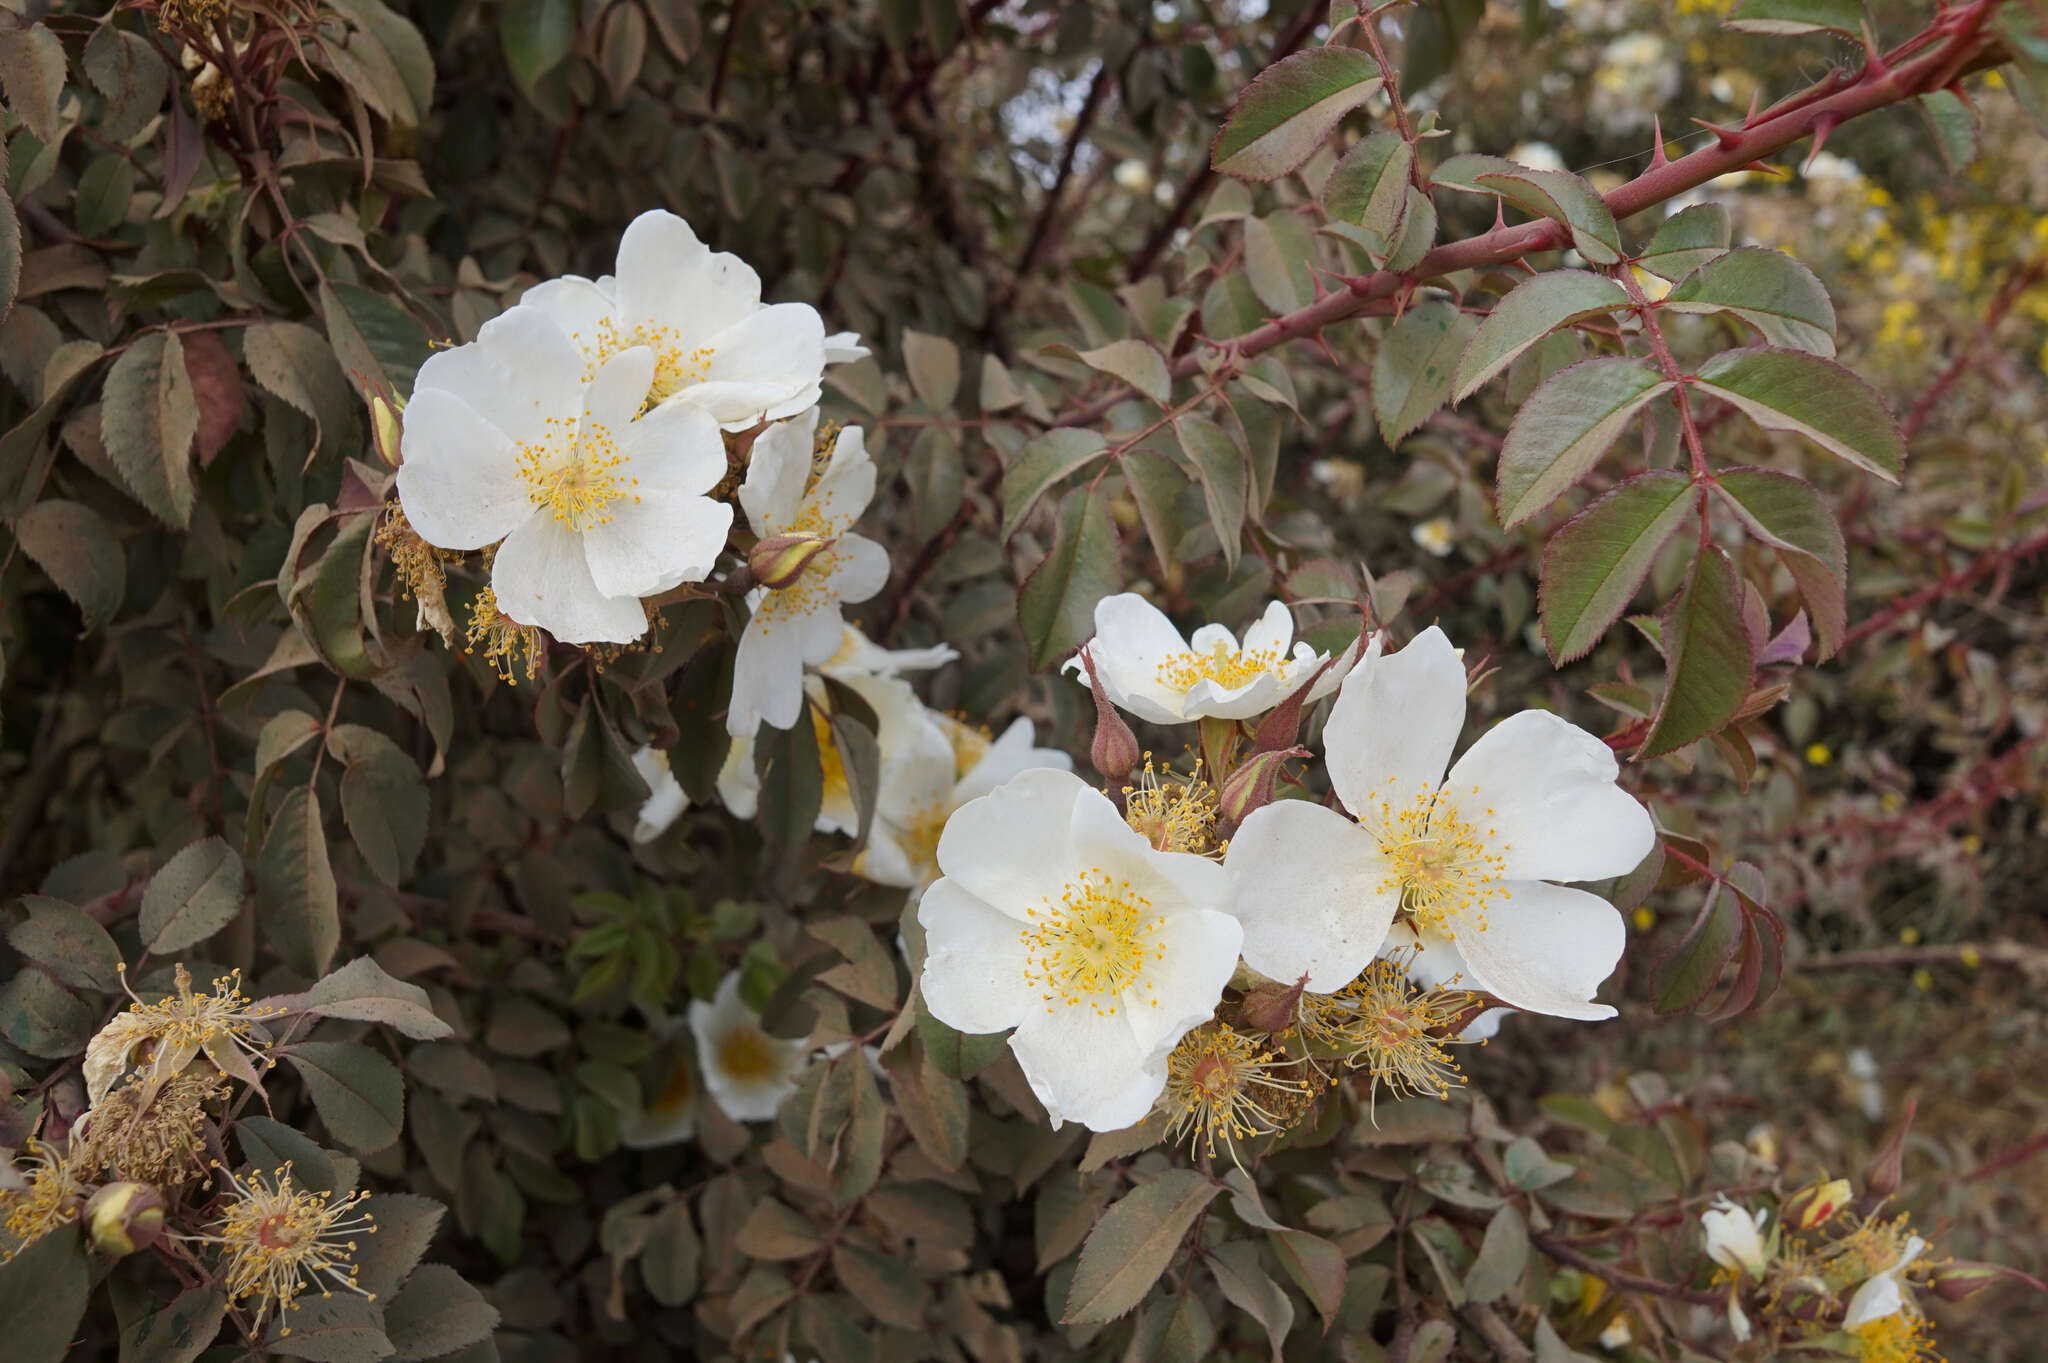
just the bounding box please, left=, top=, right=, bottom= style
left=915, top=593, right=1655, bottom=1144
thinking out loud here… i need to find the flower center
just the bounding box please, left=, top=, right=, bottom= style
left=1155, top=641, right=1281, bottom=693
left=516, top=414, right=639, bottom=531
left=1849, top=1314, right=1938, bottom=1363
left=751, top=503, right=841, bottom=629
left=716, top=1027, right=782, bottom=1083
left=1020, top=869, right=1165, bottom=1014
left=900, top=800, right=951, bottom=885
left=1363, top=782, right=1509, bottom=938
left=811, top=710, right=849, bottom=806
left=583, top=319, right=714, bottom=405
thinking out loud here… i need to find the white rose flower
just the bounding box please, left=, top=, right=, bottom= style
left=397, top=307, right=732, bottom=645
left=916, top=769, right=1241, bottom=1131
left=1700, top=1197, right=1771, bottom=1280
left=717, top=672, right=938, bottom=839
left=1843, top=1235, right=1929, bottom=1329
left=630, top=745, right=690, bottom=844
left=820, top=622, right=958, bottom=678
left=516, top=209, right=826, bottom=431
left=1063, top=593, right=1341, bottom=725
left=689, top=972, right=812, bottom=1123
left=726, top=411, right=890, bottom=735
left=858, top=710, right=1073, bottom=892
left=1223, top=626, right=1656, bottom=1017
left=620, top=1021, right=696, bottom=1149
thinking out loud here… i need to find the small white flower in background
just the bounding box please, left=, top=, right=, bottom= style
left=1597, top=1315, right=1633, bottom=1351
left=1700, top=1197, right=1772, bottom=1280
left=620, top=1022, right=696, bottom=1148
left=820, top=622, right=957, bottom=678
left=630, top=745, right=689, bottom=844
left=858, top=709, right=1073, bottom=892
left=1064, top=594, right=1346, bottom=725
left=1224, top=626, right=1656, bottom=1017
left=726, top=411, right=890, bottom=735
left=1411, top=516, right=1456, bottom=557
left=917, top=769, right=1241, bottom=1131
left=516, top=209, right=826, bottom=431
left=397, top=308, right=732, bottom=644
left=1846, top=1045, right=1885, bottom=1121
left=1113, top=158, right=1154, bottom=194
left=689, top=972, right=811, bottom=1123
left=1509, top=141, right=1566, bottom=173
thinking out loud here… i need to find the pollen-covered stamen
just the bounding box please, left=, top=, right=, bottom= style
left=1122, top=760, right=1223, bottom=859
left=1020, top=869, right=1167, bottom=1015
left=464, top=587, right=546, bottom=683
left=579, top=319, right=715, bottom=404
left=1361, top=780, right=1511, bottom=938
left=0, top=1140, right=88, bottom=1258
left=1847, top=1312, right=1941, bottom=1363
left=187, top=1163, right=376, bottom=1335
left=714, top=1027, right=782, bottom=1083
left=1155, top=640, right=1283, bottom=694
left=514, top=413, right=641, bottom=530
left=1160, top=1024, right=1308, bottom=1159
left=750, top=501, right=846, bottom=630
left=1291, top=950, right=1481, bottom=1114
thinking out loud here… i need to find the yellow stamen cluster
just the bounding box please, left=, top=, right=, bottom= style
left=200, top=1164, right=376, bottom=1335
left=809, top=419, right=844, bottom=478
left=714, top=1028, right=783, bottom=1083
left=1805, top=1215, right=1929, bottom=1295
left=72, top=1068, right=228, bottom=1187
left=1292, top=951, right=1481, bottom=1111
left=1160, top=1025, right=1307, bottom=1160
left=1, top=1141, right=88, bottom=1258
left=1361, top=780, right=1510, bottom=938
left=515, top=413, right=639, bottom=529
left=465, top=587, right=546, bottom=683
left=936, top=713, right=993, bottom=780
left=1122, top=759, right=1222, bottom=858
left=585, top=606, right=666, bottom=672
left=111, top=962, right=279, bottom=1080
left=1155, top=641, right=1281, bottom=693
left=1021, top=870, right=1165, bottom=1016
left=159, top=0, right=228, bottom=32
left=578, top=320, right=714, bottom=406
left=1848, top=1312, right=1943, bottom=1363
left=374, top=506, right=459, bottom=642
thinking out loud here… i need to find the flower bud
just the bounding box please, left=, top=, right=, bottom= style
left=1861, top=1096, right=1917, bottom=1201
left=747, top=532, right=836, bottom=590
left=371, top=394, right=404, bottom=467
left=1217, top=746, right=1306, bottom=833
left=1930, top=1260, right=2044, bottom=1302
left=1237, top=975, right=1306, bottom=1035
left=1079, top=650, right=1139, bottom=784
left=86, top=1182, right=166, bottom=1257
left=1781, top=1176, right=1853, bottom=1230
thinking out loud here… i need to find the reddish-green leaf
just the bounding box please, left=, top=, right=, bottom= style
left=1540, top=471, right=1700, bottom=664
left=1017, top=485, right=1120, bottom=671
left=1637, top=202, right=1730, bottom=282
left=1651, top=882, right=1744, bottom=1014
left=101, top=331, right=199, bottom=527
left=1373, top=299, right=1475, bottom=449
left=1641, top=546, right=1754, bottom=758
left=1062, top=1170, right=1221, bottom=1324
left=1724, top=0, right=1868, bottom=36
left=1210, top=47, right=1383, bottom=181
left=1496, top=357, right=1672, bottom=526
left=1454, top=271, right=1630, bottom=403
left=1663, top=247, right=1836, bottom=355
left=1693, top=346, right=1905, bottom=482
left=1713, top=467, right=1848, bottom=657
left=1000, top=428, right=1108, bottom=541
left=1323, top=130, right=1412, bottom=238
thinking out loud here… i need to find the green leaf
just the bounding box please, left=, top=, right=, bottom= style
left=1472, top=167, right=1622, bottom=264
left=244, top=322, right=356, bottom=462
left=1242, top=212, right=1313, bottom=314
left=101, top=331, right=200, bottom=527
left=1463, top=1204, right=1529, bottom=1304
left=1540, top=471, right=1700, bottom=664
left=1210, top=47, right=1383, bottom=181
left=303, top=956, right=454, bottom=1039
left=1373, top=299, right=1476, bottom=449
left=831, top=1242, right=928, bottom=1329
left=1713, top=466, right=1847, bottom=658
left=1642, top=546, right=1754, bottom=758
left=0, top=23, right=67, bottom=145
left=1496, top=357, right=1672, bottom=526
left=1324, top=131, right=1413, bottom=238
left=257, top=786, right=341, bottom=978
left=1663, top=247, right=1836, bottom=355
left=382, top=1264, right=499, bottom=1362
left=7, top=896, right=122, bottom=992
left=640, top=1198, right=702, bottom=1307
left=915, top=1008, right=1008, bottom=1080
left=327, top=0, right=436, bottom=123
left=1918, top=88, right=1980, bottom=173
left=286, top=1040, right=406, bottom=1152
left=1077, top=338, right=1170, bottom=407
left=1693, top=346, right=1905, bottom=482
left=330, top=724, right=430, bottom=887
left=1000, top=428, right=1108, bottom=541
left=1637, top=202, right=1731, bottom=282
left=327, top=282, right=433, bottom=395
left=13, top=498, right=125, bottom=631
left=753, top=711, right=823, bottom=849
left=1206, top=1241, right=1294, bottom=1363
left=0, top=1225, right=88, bottom=1363
left=73, top=155, right=135, bottom=238
left=83, top=27, right=169, bottom=143
left=1266, top=1225, right=1346, bottom=1330
left=351, top=1195, right=445, bottom=1298
left=1723, top=0, right=1868, bottom=36
left=1062, top=1170, right=1222, bottom=1324
left=118, top=1281, right=227, bottom=1363
left=1174, top=414, right=1247, bottom=570
left=1453, top=271, right=1629, bottom=403
left=1017, top=485, right=1119, bottom=671
left=1652, top=882, right=1745, bottom=1013
left=901, top=329, right=961, bottom=410
left=905, top=427, right=964, bottom=545
left=0, top=185, right=18, bottom=326
left=884, top=1042, right=969, bottom=1172
left=501, top=0, right=577, bottom=94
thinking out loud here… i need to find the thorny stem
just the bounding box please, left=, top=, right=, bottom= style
left=1056, top=2, right=2004, bottom=430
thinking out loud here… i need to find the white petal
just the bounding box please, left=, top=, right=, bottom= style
left=412, top=305, right=582, bottom=447
left=1010, top=1001, right=1171, bottom=1132
left=584, top=345, right=656, bottom=429
left=581, top=493, right=734, bottom=599
left=807, top=425, right=878, bottom=530
left=1240, top=600, right=1296, bottom=656
left=737, top=410, right=816, bottom=533
left=716, top=733, right=758, bottom=814
left=1179, top=672, right=1284, bottom=720
left=1121, top=908, right=1241, bottom=1057
left=1443, top=709, right=1657, bottom=884
left=727, top=608, right=809, bottom=734
left=822, top=624, right=958, bottom=678
left=1325, top=625, right=1465, bottom=818
left=693, top=303, right=827, bottom=425
left=516, top=276, right=615, bottom=366
left=687, top=972, right=809, bottom=1123
left=1225, top=800, right=1396, bottom=991
left=395, top=390, right=531, bottom=549
left=1090, top=593, right=1192, bottom=671
left=953, top=716, right=1071, bottom=805
left=824, top=330, right=870, bottom=364
left=824, top=534, right=890, bottom=607
left=1449, top=880, right=1625, bottom=1020
left=933, top=768, right=1087, bottom=916
left=615, top=210, right=760, bottom=344
left=916, top=878, right=1035, bottom=1034
left=618, top=400, right=728, bottom=497
left=1306, top=627, right=1376, bottom=703
left=1843, top=1273, right=1905, bottom=1329
left=492, top=516, right=647, bottom=644
left=1187, top=622, right=1242, bottom=654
